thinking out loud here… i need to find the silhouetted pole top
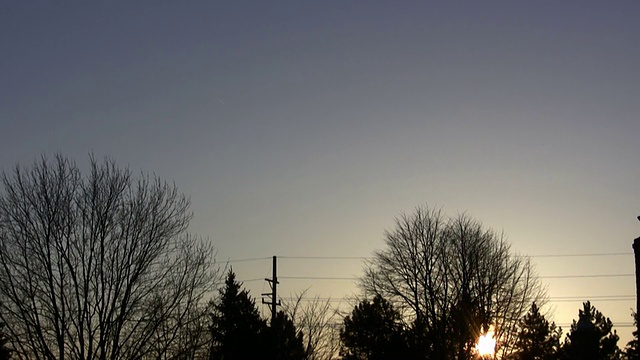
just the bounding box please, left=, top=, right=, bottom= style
left=633, top=216, right=640, bottom=340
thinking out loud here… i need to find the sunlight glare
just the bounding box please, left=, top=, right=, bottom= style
left=475, top=328, right=496, bottom=357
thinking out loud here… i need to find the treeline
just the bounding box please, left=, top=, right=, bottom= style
left=340, top=295, right=639, bottom=360
left=0, top=155, right=638, bottom=359
left=1, top=277, right=637, bottom=359
left=206, top=274, right=640, bottom=360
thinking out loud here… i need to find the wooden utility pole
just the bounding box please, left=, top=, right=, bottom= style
left=634, top=217, right=640, bottom=337
left=262, top=256, right=281, bottom=326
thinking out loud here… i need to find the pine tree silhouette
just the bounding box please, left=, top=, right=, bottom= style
left=209, top=270, right=267, bottom=360
left=513, top=302, right=562, bottom=360
left=562, top=301, right=620, bottom=360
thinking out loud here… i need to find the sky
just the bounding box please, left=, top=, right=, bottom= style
left=2, top=0, right=640, bottom=345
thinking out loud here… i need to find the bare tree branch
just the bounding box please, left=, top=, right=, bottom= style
left=0, top=154, right=220, bottom=360
left=359, top=205, right=546, bottom=359
left=283, top=289, right=341, bottom=360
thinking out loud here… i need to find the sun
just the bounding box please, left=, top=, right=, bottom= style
left=475, top=327, right=496, bottom=358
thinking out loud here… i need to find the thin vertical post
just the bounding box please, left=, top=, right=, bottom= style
left=634, top=235, right=640, bottom=337
left=271, top=255, right=277, bottom=326
left=262, top=255, right=280, bottom=327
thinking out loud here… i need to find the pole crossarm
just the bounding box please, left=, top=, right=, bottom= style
left=262, top=256, right=281, bottom=327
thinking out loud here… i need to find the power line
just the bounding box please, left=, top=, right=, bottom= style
left=227, top=252, right=634, bottom=264
left=280, top=276, right=357, bottom=281
left=276, top=296, right=636, bottom=304
left=279, top=256, right=370, bottom=260
left=278, top=297, right=343, bottom=303
left=550, top=295, right=634, bottom=300
left=224, top=257, right=271, bottom=264
left=528, top=252, right=632, bottom=258
left=549, top=298, right=635, bottom=303
left=539, top=273, right=634, bottom=279
left=233, top=254, right=638, bottom=306
left=278, top=252, right=633, bottom=260
left=286, top=321, right=637, bottom=329
left=556, top=323, right=635, bottom=328
left=278, top=273, right=635, bottom=281
left=274, top=252, right=633, bottom=261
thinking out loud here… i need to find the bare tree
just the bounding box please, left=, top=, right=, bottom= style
left=0, top=155, right=219, bottom=360
left=284, top=290, right=342, bottom=360
left=360, top=206, right=545, bottom=359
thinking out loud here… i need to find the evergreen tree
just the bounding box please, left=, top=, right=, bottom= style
left=209, top=270, right=267, bottom=360
left=623, top=311, right=639, bottom=360
left=209, top=270, right=307, bottom=360
left=513, top=302, right=562, bottom=360
left=267, top=311, right=306, bottom=360
left=340, top=294, right=410, bottom=360
left=562, top=301, right=620, bottom=360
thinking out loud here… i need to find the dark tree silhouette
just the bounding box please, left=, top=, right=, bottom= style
left=0, top=322, right=11, bottom=360
left=360, top=206, right=545, bottom=359
left=0, top=154, right=218, bottom=359
left=209, top=270, right=307, bottom=360
left=209, top=270, right=267, bottom=360
left=562, top=301, right=620, bottom=360
left=511, top=302, right=562, bottom=360
left=268, top=311, right=306, bottom=360
left=623, top=311, right=639, bottom=360
left=340, top=295, right=410, bottom=360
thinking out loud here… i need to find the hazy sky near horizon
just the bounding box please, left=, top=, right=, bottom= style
left=2, top=0, right=640, bottom=342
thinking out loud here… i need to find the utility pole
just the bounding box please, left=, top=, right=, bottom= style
left=633, top=216, right=640, bottom=337
left=262, top=255, right=281, bottom=327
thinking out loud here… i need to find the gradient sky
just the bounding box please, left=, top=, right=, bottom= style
left=2, top=0, right=640, bottom=344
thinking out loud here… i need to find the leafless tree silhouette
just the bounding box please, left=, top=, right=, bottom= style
left=0, top=155, right=219, bottom=360
left=284, top=290, right=341, bottom=360
left=360, top=206, right=545, bottom=359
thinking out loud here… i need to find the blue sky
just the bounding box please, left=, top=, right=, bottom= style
left=2, top=0, right=640, bottom=343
